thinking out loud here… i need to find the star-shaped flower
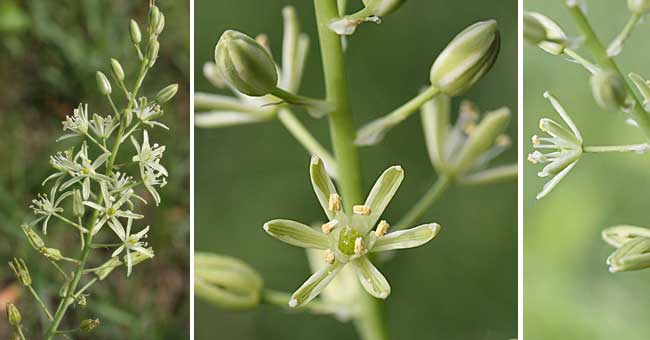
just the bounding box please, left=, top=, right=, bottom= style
left=528, top=91, right=583, bottom=199
left=131, top=130, right=168, bottom=178
left=30, top=183, right=72, bottom=234
left=263, top=156, right=440, bottom=308
left=111, top=218, right=154, bottom=276
left=83, top=182, right=144, bottom=236
left=60, top=142, right=112, bottom=199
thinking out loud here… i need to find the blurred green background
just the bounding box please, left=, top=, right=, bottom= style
left=0, top=0, right=189, bottom=338
left=524, top=2, right=650, bottom=340
left=195, top=0, right=517, bottom=339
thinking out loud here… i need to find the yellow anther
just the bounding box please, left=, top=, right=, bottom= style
left=497, top=135, right=511, bottom=146
left=353, top=205, right=371, bottom=215
left=464, top=123, right=477, bottom=134
left=354, top=237, right=364, bottom=255
left=321, top=220, right=339, bottom=234
left=527, top=153, right=538, bottom=164
left=532, top=135, right=540, bottom=145
left=375, top=220, right=390, bottom=237
left=328, top=193, right=341, bottom=212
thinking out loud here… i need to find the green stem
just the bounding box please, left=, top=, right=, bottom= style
left=396, top=176, right=451, bottom=230
left=277, top=109, right=338, bottom=177
left=584, top=143, right=650, bottom=153
left=607, top=13, right=641, bottom=57
left=27, top=285, right=53, bottom=320
left=566, top=4, right=650, bottom=140
left=16, top=326, right=26, bottom=340
left=314, top=1, right=386, bottom=340
left=381, top=86, right=440, bottom=126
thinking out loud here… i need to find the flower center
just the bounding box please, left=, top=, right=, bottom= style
left=338, top=226, right=362, bottom=256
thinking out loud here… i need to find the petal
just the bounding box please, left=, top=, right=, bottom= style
left=82, top=201, right=105, bottom=211
left=289, top=260, right=344, bottom=308
left=310, top=156, right=339, bottom=220
left=195, top=111, right=267, bottom=128
left=371, top=223, right=441, bottom=252
left=459, top=164, right=517, bottom=186
left=536, top=161, right=577, bottom=199
left=602, top=225, right=650, bottom=248
left=108, top=218, right=127, bottom=240
left=351, top=256, right=391, bottom=299
left=263, top=219, right=328, bottom=249
left=421, top=94, right=450, bottom=172
left=92, top=152, right=111, bottom=169
left=544, top=91, right=582, bottom=142
left=363, top=166, right=404, bottom=229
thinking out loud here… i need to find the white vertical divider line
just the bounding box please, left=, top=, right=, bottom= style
left=189, top=0, right=195, bottom=337
left=517, top=0, right=524, bottom=338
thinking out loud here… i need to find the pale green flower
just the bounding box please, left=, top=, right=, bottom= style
left=89, top=113, right=119, bottom=140
left=83, top=182, right=144, bottom=236
left=111, top=218, right=153, bottom=276
left=131, top=130, right=168, bottom=178
left=30, top=183, right=72, bottom=234
left=60, top=142, right=112, bottom=199
left=60, top=103, right=90, bottom=140
left=263, top=156, right=440, bottom=308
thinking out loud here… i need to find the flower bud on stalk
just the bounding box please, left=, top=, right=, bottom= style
left=80, top=319, right=100, bottom=332
left=149, top=5, right=161, bottom=31
left=43, top=247, right=63, bottom=261
left=429, top=20, right=500, bottom=96
left=130, top=19, right=142, bottom=45
left=110, top=58, right=125, bottom=82
left=21, top=224, right=45, bottom=250
left=362, top=0, right=406, bottom=17
left=156, top=84, right=179, bottom=103
left=6, top=303, right=21, bottom=326
left=195, top=252, right=263, bottom=310
left=523, top=12, right=547, bottom=45
left=96, top=71, right=112, bottom=95
left=590, top=70, right=627, bottom=112
left=9, top=258, right=31, bottom=286
left=148, top=40, right=160, bottom=67
left=607, top=237, right=650, bottom=272
left=73, top=189, right=84, bottom=217
left=214, top=30, right=278, bottom=97
left=629, top=0, right=650, bottom=15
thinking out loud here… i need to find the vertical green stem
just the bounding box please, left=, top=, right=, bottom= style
left=313, top=1, right=387, bottom=340
left=566, top=4, right=650, bottom=140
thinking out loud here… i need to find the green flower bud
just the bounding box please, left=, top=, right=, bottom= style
left=430, top=20, right=500, bottom=96
left=154, top=12, right=165, bottom=35
left=129, top=19, right=142, bottom=45
left=149, top=5, right=161, bottom=30
left=590, top=70, right=627, bottom=112
left=214, top=30, right=278, bottom=96
left=148, top=40, right=160, bottom=67
left=110, top=58, right=125, bottom=82
left=21, top=224, right=45, bottom=250
left=6, top=303, right=21, bottom=326
left=195, top=252, right=263, bottom=310
left=72, top=189, right=84, bottom=217
left=80, top=319, right=100, bottom=332
left=156, top=84, right=179, bottom=103
left=607, top=237, right=650, bottom=272
left=525, top=12, right=567, bottom=55
left=628, top=0, right=650, bottom=14
left=94, top=257, right=122, bottom=280
left=362, top=0, right=406, bottom=17
left=603, top=225, right=650, bottom=248
left=42, top=247, right=62, bottom=261
left=9, top=258, right=31, bottom=286
left=95, top=71, right=112, bottom=95
left=523, top=12, right=546, bottom=45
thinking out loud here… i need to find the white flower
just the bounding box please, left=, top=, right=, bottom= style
left=131, top=130, right=168, bottom=181
left=111, top=218, right=153, bottom=276
left=30, top=184, right=72, bottom=234
left=60, top=142, right=112, bottom=199
left=135, top=98, right=169, bottom=129
left=528, top=92, right=583, bottom=199
left=59, top=103, right=90, bottom=140
left=83, top=182, right=144, bottom=236
left=89, top=113, right=119, bottom=140
left=142, top=167, right=167, bottom=206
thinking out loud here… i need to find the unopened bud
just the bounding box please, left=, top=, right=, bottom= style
left=590, top=70, right=627, bottom=112
left=6, top=303, right=21, bottom=326
left=110, top=58, right=125, bottom=82
left=129, top=19, right=142, bottom=45
left=607, top=237, right=650, bottom=272
left=195, top=252, right=263, bottom=310
left=73, top=189, right=84, bottom=217
left=42, top=247, right=63, bottom=261
left=154, top=12, right=165, bottom=35
left=96, top=71, right=111, bottom=95
left=94, top=257, right=122, bottom=280
left=156, top=84, right=179, bottom=103
left=149, top=5, right=161, bottom=30
left=525, top=12, right=567, bottom=55
left=523, top=12, right=546, bottom=45
left=147, top=40, right=160, bottom=67
left=362, top=0, right=406, bottom=17
left=629, top=0, right=650, bottom=14
left=430, top=20, right=500, bottom=96
left=214, top=30, right=278, bottom=96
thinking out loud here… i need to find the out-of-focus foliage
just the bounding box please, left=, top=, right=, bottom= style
left=525, top=1, right=650, bottom=339
left=0, top=0, right=189, bottom=338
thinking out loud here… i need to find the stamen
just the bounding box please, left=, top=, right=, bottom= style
left=375, top=220, right=390, bottom=237
left=353, top=205, right=371, bottom=215
left=328, top=193, right=341, bottom=212
left=464, top=123, right=477, bottom=134
left=325, top=249, right=335, bottom=264
left=354, top=237, right=364, bottom=255
left=527, top=153, right=538, bottom=164
left=496, top=135, right=511, bottom=147
left=321, top=220, right=339, bottom=234
left=532, top=135, right=540, bottom=145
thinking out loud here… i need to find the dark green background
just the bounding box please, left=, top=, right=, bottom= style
left=195, top=0, right=517, bottom=339
left=524, top=1, right=650, bottom=339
